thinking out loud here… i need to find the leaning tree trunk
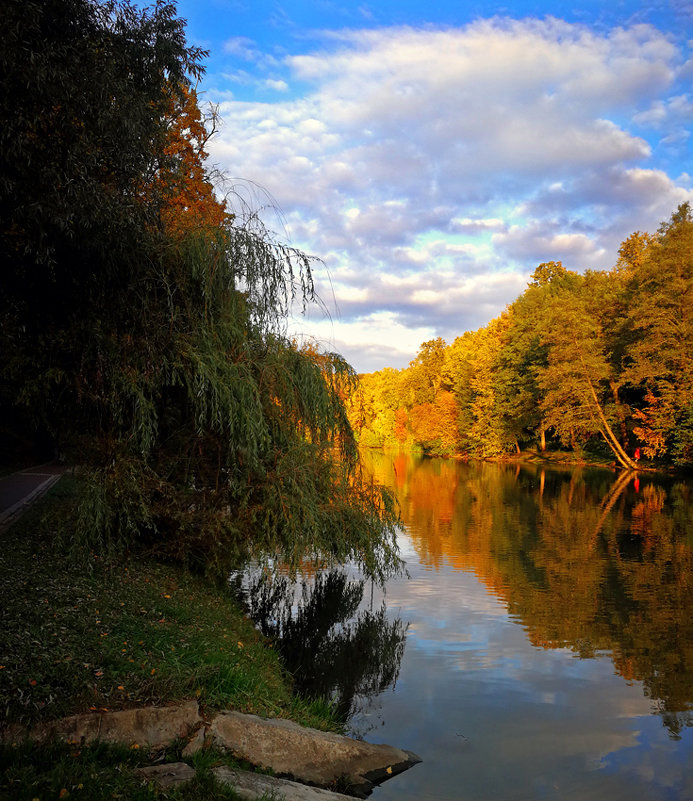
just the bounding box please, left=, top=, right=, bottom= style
left=575, top=348, right=638, bottom=470
left=609, top=379, right=629, bottom=449
left=586, top=381, right=638, bottom=469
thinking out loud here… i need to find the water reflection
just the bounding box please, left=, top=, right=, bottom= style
left=238, top=569, right=407, bottom=723
left=234, top=454, right=693, bottom=800
left=364, top=450, right=693, bottom=739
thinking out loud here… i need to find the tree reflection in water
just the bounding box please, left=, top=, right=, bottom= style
left=364, top=449, right=693, bottom=740
left=238, top=569, right=407, bottom=723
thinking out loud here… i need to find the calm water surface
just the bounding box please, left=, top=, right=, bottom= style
left=242, top=453, right=693, bottom=800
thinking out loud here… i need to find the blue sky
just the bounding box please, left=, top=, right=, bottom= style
left=172, top=0, right=693, bottom=372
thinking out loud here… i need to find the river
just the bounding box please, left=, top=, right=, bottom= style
left=240, top=451, right=693, bottom=800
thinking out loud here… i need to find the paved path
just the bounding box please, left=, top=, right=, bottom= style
left=0, top=463, right=68, bottom=531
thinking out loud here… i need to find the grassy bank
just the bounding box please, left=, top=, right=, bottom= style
left=0, top=477, right=338, bottom=800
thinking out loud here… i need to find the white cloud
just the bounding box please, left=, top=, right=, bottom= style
left=223, top=36, right=259, bottom=60
left=493, top=225, right=609, bottom=267
left=263, top=78, right=289, bottom=92
left=208, top=18, right=693, bottom=372
left=451, top=217, right=506, bottom=233
left=289, top=311, right=437, bottom=372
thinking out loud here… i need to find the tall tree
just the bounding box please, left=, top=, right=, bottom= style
left=493, top=287, right=551, bottom=453
left=401, top=337, right=447, bottom=406
left=625, top=204, right=693, bottom=464
left=534, top=268, right=637, bottom=468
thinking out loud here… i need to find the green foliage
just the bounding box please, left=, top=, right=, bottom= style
left=493, top=295, right=548, bottom=450
left=401, top=337, right=447, bottom=406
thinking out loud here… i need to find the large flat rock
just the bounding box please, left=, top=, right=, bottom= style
left=210, top=711, right=420, bottom=797
left=21, top=701, right=201, bottom=748
left=214, top=766, right=357, bottom=800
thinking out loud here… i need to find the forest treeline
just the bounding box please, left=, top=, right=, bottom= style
left=0, top=0, right=398, bottom=579
left=349, top=206, right=693, bottom=469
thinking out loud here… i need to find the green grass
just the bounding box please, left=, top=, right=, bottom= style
left=0, top=477, right=340, bottom=799
left=1, top=739, right=270, bottom=800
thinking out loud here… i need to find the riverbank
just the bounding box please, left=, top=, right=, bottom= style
left=404, top=444, right=665, bottom=472
left=0, top=477, right=339, bottom=800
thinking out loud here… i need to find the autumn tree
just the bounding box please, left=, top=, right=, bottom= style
left=348, top=368, right=405, bottom=448
left=401, top=337, right=447, bottom=406
left=446, top=332, right=477, bottom=452
left=1, top=0, right=204, bottom=463
left=625, top=204, right=693, bottom=464
left=348, top=212, right=692, bottom=470
left=533, top=267, right=637, bottom=468
left=493, top=288, right=551, bottom=452
left=154, top=82, right=232, bottom=239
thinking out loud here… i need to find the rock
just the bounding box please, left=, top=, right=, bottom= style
left=137, top=762, right=195, bottom=788
left=181, top=725, right=206, bottom=757
left=25, top=701, right=201, bottom=749
left=1, top=703, right=421, bottom=798
left=210, top=712, right=421, bottom=797
left=213, top=766, right=357, bottom=800
left=24, top=713, right=101, bottom=745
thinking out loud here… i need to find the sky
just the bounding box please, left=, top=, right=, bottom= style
left=171, top=0, right=693, bottom=373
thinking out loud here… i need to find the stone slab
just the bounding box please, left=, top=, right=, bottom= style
left=210, top=711, right=421, bottom=796
left=24, top=701, right=201, bottom=748
left=138, top=762, right=195, bottom=788
left=214, top=766, right=357, bottom=801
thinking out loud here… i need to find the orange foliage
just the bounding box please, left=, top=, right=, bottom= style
left=394, top=407, right=408, bottom=444
left=408, top=390, right=459, bottom=454
left=154, top=83, right=232, bottom=239
left=632, top=390, right=670, bottom=459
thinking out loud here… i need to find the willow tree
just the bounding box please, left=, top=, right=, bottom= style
left=0, top=0, right=399, bottom=579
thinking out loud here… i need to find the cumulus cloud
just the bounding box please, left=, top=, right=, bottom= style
left=207, top=17, right=693, bottom=371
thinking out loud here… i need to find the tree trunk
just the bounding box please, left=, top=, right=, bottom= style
left=588, top=387, right=638, bottom=469
left=574, top=344, right=638, bottom=470
left=609, top=379, right=629, bottom=448
left=539, top=427, right=546, bottom=452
